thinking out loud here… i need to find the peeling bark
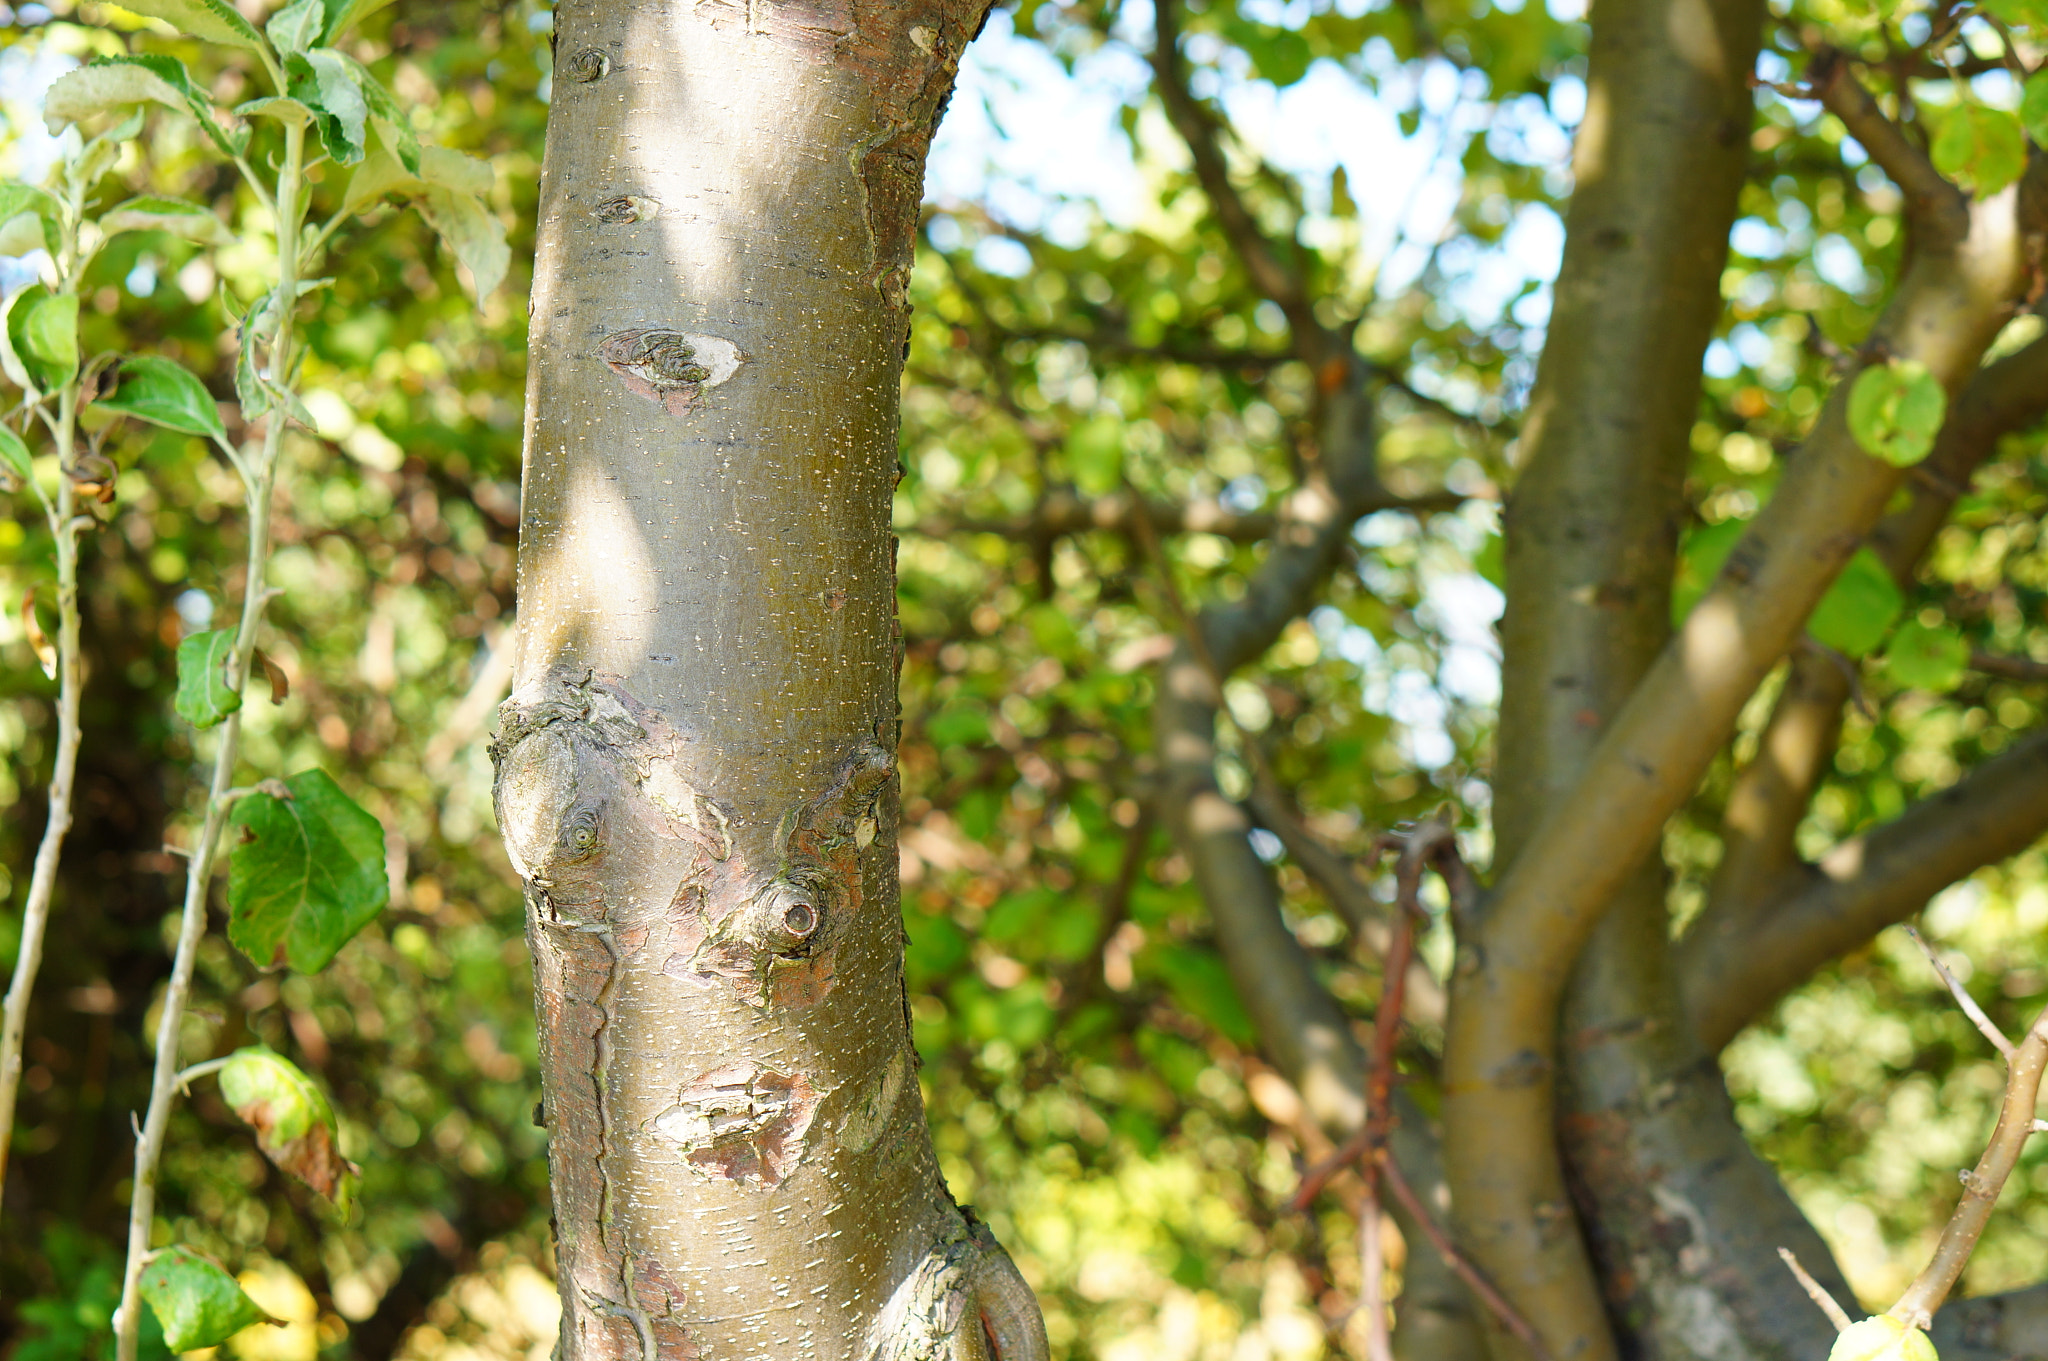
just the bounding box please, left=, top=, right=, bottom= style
left=498, top=0, right=1043, bottom=1355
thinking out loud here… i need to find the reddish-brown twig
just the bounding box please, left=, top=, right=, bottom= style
left=1380, top=1155, right=1555, bottom=1361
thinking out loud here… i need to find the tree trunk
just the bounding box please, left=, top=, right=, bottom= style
left=492, top=2, right=1047, bottom=1356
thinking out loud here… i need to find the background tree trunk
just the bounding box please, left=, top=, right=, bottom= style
left=493, top=1, right=1046, bottom=1355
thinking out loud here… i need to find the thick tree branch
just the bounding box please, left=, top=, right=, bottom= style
left=1150, top=0, right=1318, bottom=339
left=1689, top=332, right=2048, bottom=1011
left=1807, top=48, right=1971, bottom=246
left=1446, top=143, right=2036, bottom=1361
left=1683, top=728, right=2048, bottom=1050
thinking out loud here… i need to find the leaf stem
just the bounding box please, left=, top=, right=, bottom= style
left=115, top=118, right=306, bottom=1361
left=174, top=1057, right=233, bottom=1093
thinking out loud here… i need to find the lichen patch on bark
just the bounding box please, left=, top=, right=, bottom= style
left=650, top=1064, right=821, bottom=1186
left=596, top=329, right=743, bottom=419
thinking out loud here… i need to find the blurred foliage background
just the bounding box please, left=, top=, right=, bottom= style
left=2, top=0, right=2046, bottom=1356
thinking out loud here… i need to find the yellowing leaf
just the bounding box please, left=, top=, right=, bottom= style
left=219, top=1047, right=357, bottom=1199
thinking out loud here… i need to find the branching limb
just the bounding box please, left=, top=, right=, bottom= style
left=1806, top=47, right=1970, bottom=246
left=1892, top=1001, right=2048, bottom=1328
left=1687, top=332, right=2048, bottom=1008
left=1149, top=0, right=1315, bottom=337
left=1447, top=132, right=2037, bottom=1361
left=1682, top=728, right=2048, bottom=1050
left=1905, top=926, right=2013, bottom=1058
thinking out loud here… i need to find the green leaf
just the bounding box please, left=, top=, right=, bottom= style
left=1930, top=103, right=2027, bottom=197
left=115, top=0, right=266, bottom=53
left=175, top=629, right=242, bottom=729
left=236, top=94, right=316, bottom=126
left=1064, top=413, right=1124, bottom=496
left=1847, top=359, right=1946, bottom=466
left=1882, top=619, right=1970, bottom=692
left=0, top=184, right=58, bottom=255
left=234, top=336, right=273, bottom=422
left=286, top=49, right=369, bottom=165
left=0, top=424, right=30, bottom=483
left=319, top=0, right=397, bottom=43
left=227, top=768, right=390, bottom=973
left=1149, top=944, right=1254, bottom=1045
left=137, top=1247, right=277, bottom=1353
left=2023, top=71, right=2048, bottom=146
left=1979, top=0, right=2048, bottom=26
left=1674, top=522, right=1901, bottom=657
left=1808, top=547, right=1904, bottom=658
left=43, top=56, right=186, bottom=130
left=265, top=0, right=323, bottom=53
left=218, top=1047, right=356, bottom=1198
left=99, top=194, right=231, bottom=244
left=329, top=51, right=421, bottom=173
left=98, top=356, right=226, bottom=438
left=417, top=186, right=509, bottom=302
left=0, top=213, right=50, bottom=257
left=5, top=286, right=78, bottom=394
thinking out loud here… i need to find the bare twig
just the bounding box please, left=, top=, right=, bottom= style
left=1778, top=1247, right=1854, bottom=1332
left=1970, top=650, right=2048, bottom=683
left=1806, top=47, right=1969, bottom=245
left=1905, top=926, right=2013, bottom=1057
left=1890, top=1002, right=2048, bottom=1328
left=1380, top=1156, right=1555, bottom=1361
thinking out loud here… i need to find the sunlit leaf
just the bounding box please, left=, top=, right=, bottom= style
left=1930, top=103, right=2027, bottom=198
left=115, top=0, right=266, bottom=53
left=226, top=769, right=389, bottom=973
left=174, top=629, right=242, bottom=729
left=5, top=286, right=78, bottom=394
left=1881, top=619, right=1970, bottom=692
left=218, top=1047, right=356, bottom=1199
left=265, top=0, right=323, bottom=53
left=1807, top=548, right=1903, bottom=658
left=1847, top=359, right=1945, bottom=467
left=286, top=49, right=369, bottom=165
left=98, top=356, right=227, bottom=438
left=319, top=0, right=397, bottom=43
left=2023, top=71, right=2048, bottom=146
left=417, top=186, right=509, bottom=302
left=100, top=194, right=232, bottom=244
left=0, top=423, right=29, bottom=483
left=1064, top=413, right=1123, bottom=496
left=136, top=1247, right=278, bottom=1353
left=43, top=56, right=186, bottom=130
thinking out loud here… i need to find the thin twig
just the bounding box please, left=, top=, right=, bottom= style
left=1777, top=1247, right=1854, bottom=1332
left=1904, top=926, right=2012, bottom=1058
left=1380, top=1156, right=1555, bottom=1361
left=1889, top=1001, right=2048, bottom=1328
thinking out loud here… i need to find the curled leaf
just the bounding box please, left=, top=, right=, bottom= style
left=174, top=629, right=242, bottom=729
left=0, top=422, right=30, bottom=484
left=253, top=647, right=290, bottom=702
left=20, top=589, right=55, bottom=678
left=218, top=1046, right=356, bottom=1198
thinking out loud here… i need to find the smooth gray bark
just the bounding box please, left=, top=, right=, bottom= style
left=495, top=1, right=1046, bottom=1356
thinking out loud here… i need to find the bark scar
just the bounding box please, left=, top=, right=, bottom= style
left=649, top=1063, right=821, bottom=1187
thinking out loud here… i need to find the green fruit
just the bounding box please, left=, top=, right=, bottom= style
left=1829, top=1317, right=1939, bottom=1361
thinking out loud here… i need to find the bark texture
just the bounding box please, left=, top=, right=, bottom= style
left=495, top=2, right=1045, bottom=1356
